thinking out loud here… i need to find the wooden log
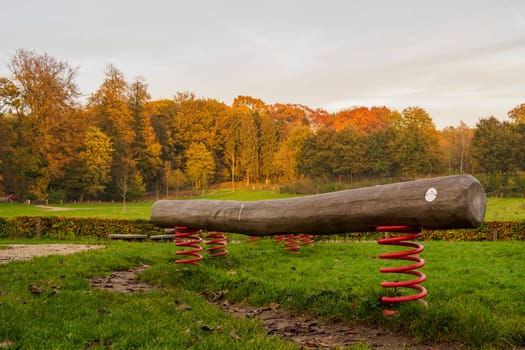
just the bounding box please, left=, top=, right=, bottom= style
left=0, top=196, right=13, bottom=203
left=150, top=175, right=486, bottom=235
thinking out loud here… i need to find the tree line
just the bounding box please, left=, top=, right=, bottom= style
left=1, top=50, right=524, bottom=202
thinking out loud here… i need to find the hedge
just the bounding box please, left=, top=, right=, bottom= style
left=424, top=221, right=525, bottom=241
left=0, top=216, right=523, bottom=241
left=0, top=216, right=164, bottom=240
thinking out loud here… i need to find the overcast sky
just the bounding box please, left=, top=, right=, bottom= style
left=2, top=0, right=525, bottom=129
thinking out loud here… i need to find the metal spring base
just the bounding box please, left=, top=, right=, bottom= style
left=205, top=231, right=228, bottom=257
left=174, top=226, right=203, bottom=265
left=377, top=225, right=427, bottom=315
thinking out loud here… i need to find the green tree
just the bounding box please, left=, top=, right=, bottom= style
left=298, top=128, right=338, bottom=179
left=395, top=107, right=441, bottom=177
left=471, top=117, right=519, bottom=176
left=78, top=127, right=114, bottom=200
left=334, top=127, right=368, bottom=182
left=185, top=142, right=215, bottom=189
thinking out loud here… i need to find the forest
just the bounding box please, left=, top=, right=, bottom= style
left=1, top=49, right=525, bottom=202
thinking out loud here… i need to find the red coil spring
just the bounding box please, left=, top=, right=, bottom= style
left=376, top=225, right=427, bottom=315
left=174, top=226, right=203, bottom=265
left=275, top=234, right=314, bottom=254
left=205, top=231, right=228, bottom=257
left=248, top=236, right=261, bottom=243
left=274, top=235, right=285, bottom=243
left=284, top=234, right=302, bottom=254
left=299, top=233, right=314, bottom=246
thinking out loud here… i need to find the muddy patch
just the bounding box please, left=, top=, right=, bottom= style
left=89, top=263, right=156, bottom=293
left=214, top=300, right=460, bottom=350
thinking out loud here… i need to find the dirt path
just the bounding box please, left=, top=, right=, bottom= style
left=0, top=244, right=104, bottom=264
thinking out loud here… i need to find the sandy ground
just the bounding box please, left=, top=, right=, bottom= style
left=0, top=244, right=104, bottom=264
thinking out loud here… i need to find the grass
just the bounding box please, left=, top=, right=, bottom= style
left=0, top=190, right=298, bottom=220
left=484, top=197, right=525, bottom=221
left=1, top=238, right=524, bottom=349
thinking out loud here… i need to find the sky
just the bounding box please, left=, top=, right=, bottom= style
left=1, top=0, right=525, bottom=129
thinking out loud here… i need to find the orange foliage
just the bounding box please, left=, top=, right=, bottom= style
left=267, top=103, right=329, bottom=130
left=331, top=106, right=392, bottom=133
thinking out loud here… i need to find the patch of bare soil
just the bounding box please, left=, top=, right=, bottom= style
left=0, top=244, right=104, bottom=264
left=35, top=205, right=78, bottom=211
left=89, top=263, right=156, bottom=293
left=89, top=264, right=460, bottom=350
left=213, top=300, right=460, bottom=350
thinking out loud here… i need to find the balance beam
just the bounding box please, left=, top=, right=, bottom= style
left=150, top=175, right=486, bottom=235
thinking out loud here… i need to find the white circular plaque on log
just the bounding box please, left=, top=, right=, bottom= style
left=425, top=187, right=438, bottom=202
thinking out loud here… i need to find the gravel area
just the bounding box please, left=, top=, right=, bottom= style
left=0, top=244, right=104, bottom=264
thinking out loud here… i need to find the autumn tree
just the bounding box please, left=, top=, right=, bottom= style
left=128, top=77, right=163, bottom=196
left=185, top=142, right=215, bottom=189
left=237, top=107, right=260, bottom=184
left=508, top=103, right=525, bottom=170
left=150, top=99, right=179, bottom=164
left=508, top=103, right=525, bottom=123
left=232, top=95, right=266, bottom=113
left=330, top=106, right=392, bottom=133
left=222, top=109, right=241, bottom=188
left=77, top=127, right=114, bottom=201
left=275, top=125, right=313, bottom=182
left=259, top=113, right=279, bottom=184
left=439, top=121, right=473, bottom=174
left=5, top=50, right=81, bottom=199
left=88, top=65, right=136, bottom=202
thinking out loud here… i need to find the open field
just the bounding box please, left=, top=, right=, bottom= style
left=485, top=197, right=525, bottom=221
left=0, top=239, right=524, bottom=349
left=0, top=191, right=524, bottom=221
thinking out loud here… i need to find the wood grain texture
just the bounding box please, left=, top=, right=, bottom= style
left=151, top=175, right=486, bottom=235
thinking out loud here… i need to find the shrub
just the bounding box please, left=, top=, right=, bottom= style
left=0, top=217, right=164, bottom=240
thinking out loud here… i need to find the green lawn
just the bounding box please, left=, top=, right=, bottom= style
left=0, top=201, right=154, bottom=220
left=0, top=190, right=298, bottom=220
left=0, top=239, right=523, bottom=349
left=484, top=197, right=525, bottom=221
